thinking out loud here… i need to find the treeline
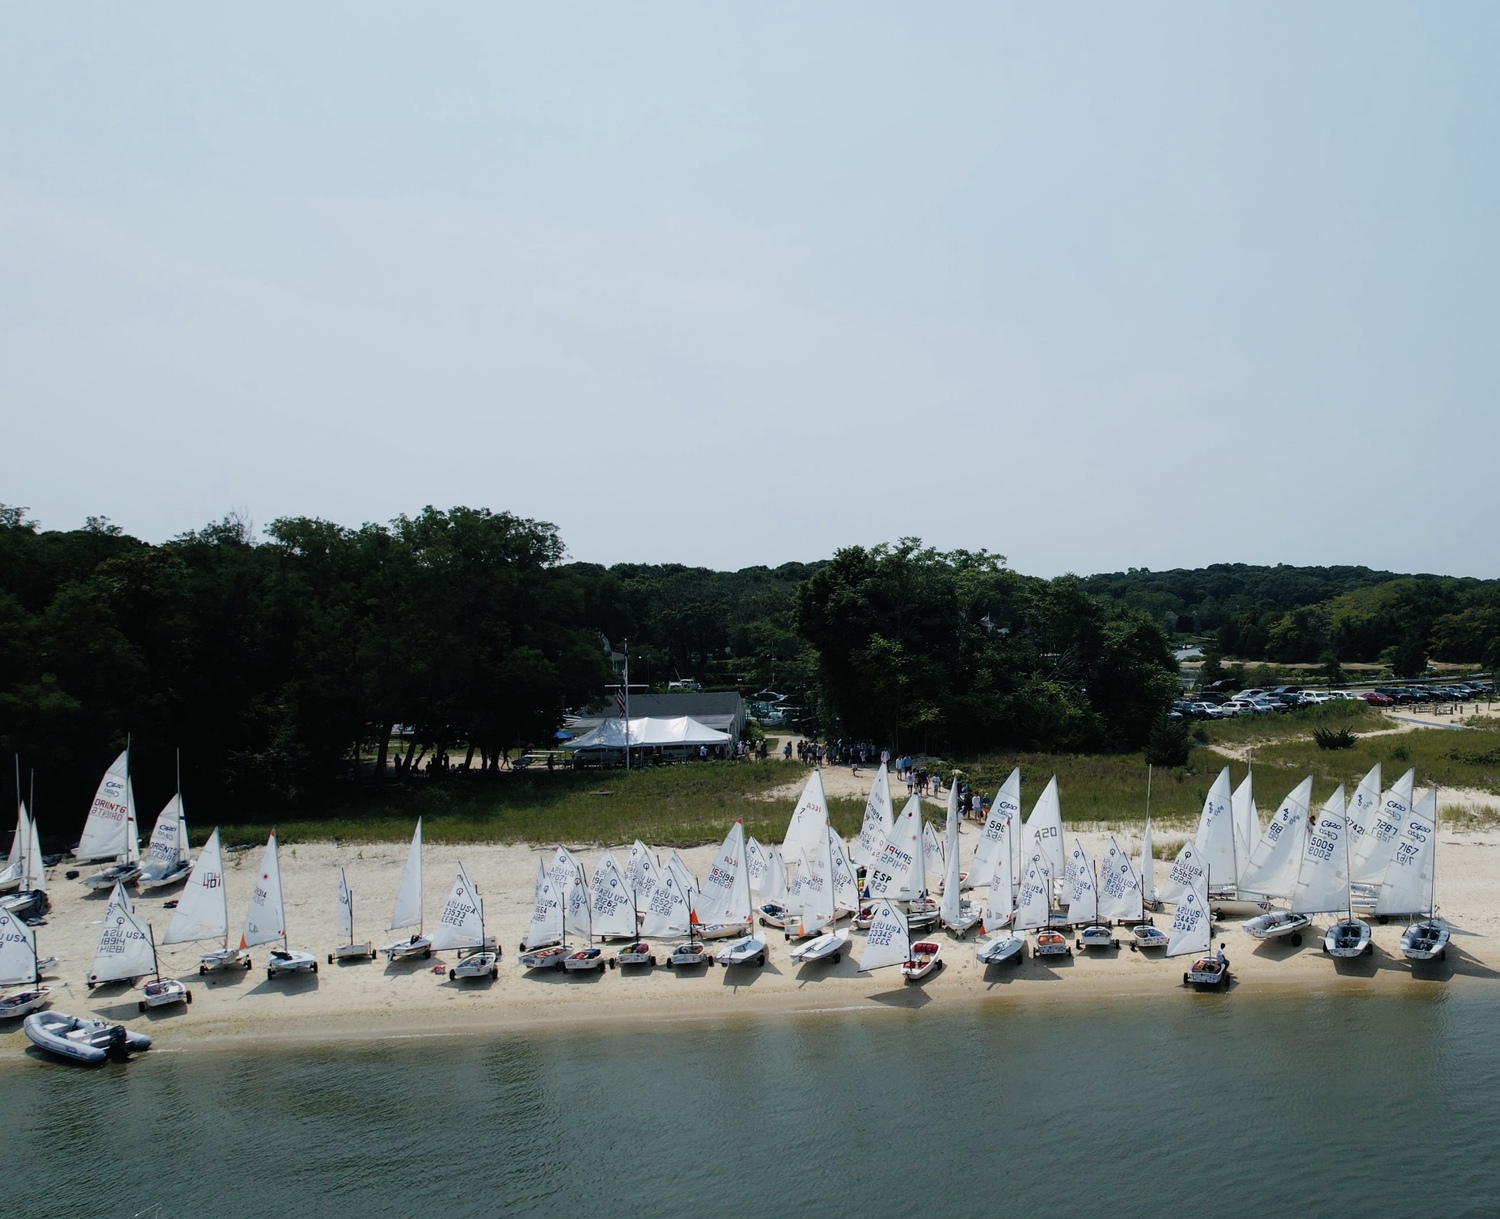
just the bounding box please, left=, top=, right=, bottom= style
left=1083, top=563, right=1500, bottom=673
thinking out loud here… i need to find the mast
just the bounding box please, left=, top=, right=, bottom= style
left=149, top=923, right=161, bottom=984
left=1430, top=784, right=1440, bottom=921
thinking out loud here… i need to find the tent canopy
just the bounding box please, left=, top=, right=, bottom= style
left=566, top=716, right=731, bottom=750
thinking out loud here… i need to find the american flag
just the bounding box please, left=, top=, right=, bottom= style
left=615, top=686, right=626, bottom=718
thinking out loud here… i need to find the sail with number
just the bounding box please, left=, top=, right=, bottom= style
left=241, top=832, right=287, bottom=949
left=858, top=899, right=909, bottom=972
left=1350, top=763, right=1406, bottom=886
left=1022, top=776, right=1065, bottom=882
left=1376, top=788, right=1438, bottom=917
left=852, top=764, right=894, bottom=867
left=562, top=855, right=592, bottom=939
left=640, top=865, right=691, bottom=936
left=390, top=820, right=424, bottom=931
left=923, top=820, right=946, bottom=884
left=1289, top=786, right=1350, bottom=916
left=89, top=881, right=156, bottom=983
left=140, top=795, right=188, bottom=882
left=760, top=844, right=788, bottom=907
left=782, top=769, right=830, bottom=863
left=0, top=902, right=39, bottom=986
left=981, top=861, right=1014, bottom=934
left=745, top=836, right=769, bottom=893
left=522, top=860, right=563, bottom=949
left=1014, top=852, right=1052, bottom=933
left=1158, top=841, right=1208, bottom=907
left=1165, top=869, right=1211, bottom=958
left=695, top=821, right=751, bottom=930
left=1065, top=842, right=1099, bottom=926
left=76, top=750, right=137, bottom=863
left=430, top=863, right=485, bottom=951
left=626, top=841, right=660, bottom=910
left=1194, top=767, right=1236, bottom=892
left=335, top=867, right=354, bottom=946
left=868, top=793, right=923, bottom=902
left=165, top=829, right=227, bottom=946
left=1239, top=777, right=1314, bottom=899
left=1098, top=836, right=1143, bottom=923
left=789, top=842, right=834, bottom=937
left=969, top=768, right=1020, bottom=891
left=588, top=853, right=638, bottom=939
left=829, top=829, right=860, bottom=913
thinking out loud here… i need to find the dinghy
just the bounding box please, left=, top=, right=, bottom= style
left=588, top=853, right=639, bottom=943
left=716, top=934, right=769, bottom=966
left=381, top=821, right=432, bottom=962
left=789, top=927, right=848, bottom=964
left=1243, top=910, right=1310, bottom=945
left=1379, top=787, right=1449, bottom=965
left=713, top=825, right=768, bottom=967
left=0, top=799, right=48, bottom=921
left=1140, top=816, right=1160, bottom=912
left=518, top=945, right=571, bottom=971
left=757, top=844, right=790, bottom=926
left=329, top=868, right=376, bottom=962
left=974, top=932, right=1025, bottom=966
left=136, top=779, right=193, bottom=891
left=1195, top=766, right=1259, bottom=914
left=87, top=883, right=152, bottom=988
left=974, top=835, right=1024, bottom=966
left=1065, top=842, right=1114, bottom=949
left=1168, top=867, right=1227, bottom=988
left=520, top=849, right=591, bottom=969
left=611, top=941, right=655, bottom=968
left=901, top=940, right=943, bottom=982
left=1130, top=925, right=1169, bottom=951
left=859, top=897, right=909, bottom=975
left=0, top=899, right=53, bottom=1018
left=939, top=784, right=981, bottom=938
left=1022, top=777, right=1066, bottom=893
left=694, top=822, right=755, bottom=941
left=665, top=942, right=711, bottom=968
left=1033, top=930, right=1072, bottom=958
left=1288, top=786, right=1371, bottom=961
left=1099, top=835, right=1147, bottom=927
left=244, top=833, right=318, bottom=979
left=433, top=862, right=499, bottom=981
left=785, top=813, right=838, bottom=943
left=967, top=768, right=1021, bottom=895
left=564, top=946, right=607, bottom=973
left=1238, top=777, right=1316, bottom=946
left=77, top=749, right=142, bottom=888
left=1323, top=918, right=1372, bottom=957
left=24, top=1010, right=151, bottom=1064
left=1015, top=851, right=1067, bottom=957
left=163, top=829, right=251, bottom=973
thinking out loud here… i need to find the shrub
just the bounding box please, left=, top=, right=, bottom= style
left=1313, top=727, right=1358, bottom=751
left=1389, top=743, right=1410, bottom=762
left=1144, top=715, right=1192, bottom=768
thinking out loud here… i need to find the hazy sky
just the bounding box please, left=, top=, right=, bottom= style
left=3, top=4, right=1496, bottom=577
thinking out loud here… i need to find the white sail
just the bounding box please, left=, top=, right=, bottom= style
left=335, top=867, right=354, bottom=945
left=1289, top=786, right=1350, bottom=916
left=0, top=803, right=24, bottom=887
left=829, top=829, right=860, bottom=912
left=562, top=855, right=592, bottom=939
left=1231, top=772, right=1259, bottom=886
left=695, top=822, right=751, bottom=929
left=868, top=793, right=923, bottom=902
left=164, top=829, right=227, bottom=946
left=140, top=795, right=186, bottom=881
left=625, top=840, right=660, bottom=915
left=1239, top=777, right=1314, bottom=899
left=1140, top=818, right=1157, bottom=904
left=790, top=843, right=834, bottom=936
left=923, top=820, right=946, bottom=884
left=1383, top=768, right=1417, bottom=830
left=1065, top=842, right=1099, bottom=925
left=90, top=882, right=156, bottom=983
left=745, top=836, right=769, bottom=893
left=18, top=807, right=44, bottom=893
left=940, top=793, right=963, bottom=927
left=1165, top=870, right=1211, bottom=958
left=852, top=764, right=895, bottom=867
left=522, top=859, right=563, bottom=949
left=0, top=901, right=39, bottom=986
left=665, top=852, right=698, bottom=909
left=430, top=863, right=486, bottom=951
left=1376, top=788, right=1438, bottom=917
left=76, top=750, right=135, bottom=862
left=761, top=844, right=788, bottom=906
left=241, top=832, right=288, bottom=949
left=389, top=820, right=424, bottom=931
left=1014, top=852, right=1052, bottom=932
left=1193, top=767, right=1236, bottom=891
left=1022, top=776, right=1065, bottom=882
left=859, top=899, right=909, bottom=972
left=782, top=769, right=830, bottom=862
left=588, top=853, right=638, bottom=939
left=981, top=861, right=1014, bottom=933
left=1157, top=841, right=1207, bottom=907
left=640, top=865, right=691, bottom=937
left=1349, top=763, right=1404, bottom=886
left=1098, top=836, right=1143, bottom=923
left=969, top=768, right=1020, bottom=890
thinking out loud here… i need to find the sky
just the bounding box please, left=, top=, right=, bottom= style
left=2, top=4, right=1497, bottom=578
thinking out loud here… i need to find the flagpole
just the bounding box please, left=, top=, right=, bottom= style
left=623, top=641, right=631, bottom=772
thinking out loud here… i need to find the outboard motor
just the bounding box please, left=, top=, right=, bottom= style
left=104, top=1024, right=130, bottom=1060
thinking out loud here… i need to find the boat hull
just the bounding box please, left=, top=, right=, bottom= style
left=974, top=933, right=1025, bottom=966
left=519, top=945, right=572, bottom=971
left=0, top=987, right=52, bottom=1019
left=789, top=929, right=847, bottom=964
left=1184, top=957, right=1230, bottom=988
left=1243, top=911, right=1311, bottom=945
left=716, top=934, right=770, bottom=966
left=665, top=944, right=712, bottom=969
left=139, top=978, right=191, bottom=1010
left=1323, top=918, right=1373, bottom=959
left=564, top=948, right=607, bottom=972
left=266, top=949, right=318, bottom=979
left=330, top=941, right=377, bottom=963
left=1130, top=926, right=1169, bottom=951
left=611, top=942, right=655, bottom=968
left=449, top=951, right=499, bottom=980
left=24, top=1011, right=151, bottom=1064
left=382, top=935, right=433, bottom=962
left=136, top=864, right=193, bottom=892
left=1077, top=926, right=1119, bottom=951
left=1400, top=919, right=1450, bottom=962
left=901, top=941, right=943, bottom=981
left=82, top=864, right=141, bottom=891
left=199, top=947, right=252, bottom=974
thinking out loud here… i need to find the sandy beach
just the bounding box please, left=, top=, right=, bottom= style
left=12, top=799, right=1497, bottom=1055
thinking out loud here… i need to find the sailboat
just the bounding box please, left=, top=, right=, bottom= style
left=940, top=786, right=981, bottom=938
left=248, top=832, right=319, bottom=979
left=589, top=852, right=640, bottom=943
left=0, top=899, right=54, bottom=1018
left=1022, top=776, right=1066, bottom=894
left=382, top=820, right=432, bottom=961
left=164, top=828, right=251, bottom=973
left=79, top=749, right=142, bottom=889
left=1240, top=778, right=1315, bottom=945
left=968, top=768, right=1020, bottom=897
left=745, top=836, right=769, bottom=895
left=1316, top=786, right=1373, bottom=959
left=1350, top=765, right=1415, bottom=908
left=329, top=868, right=377, bottom=962
left=436, top=863, right=500, bottom=981
left=756, top=843, right=791, bottom=927
left=865, top=793, right=938, bottom=931
left=781, top=769, right=831, bottom=868
left=137, top=766, right=194, bottom=893
left=1016, top=849, right=1068, bottom=958
left=788, top=825, right=848, bottom=964
left=1139, top=816, right=1160, bottom=912
left=1095, top=835, right=1162, bottom=950
left=562, top=854, right=608, bottom=972
left=87, top=882, right=191, bottom=1009
left=858, top=898, right=910, bottom=973
left=1380, top=787, right=1448, bottom=963
left=0, top=796, right=48, bottom=920
left=974, top=811, right=1025, bottom=967
left=1066, top=843, right=1118, bottom=951
left=851, top=763, right=895, bottom=874
left=0, top=776, right=28, bottom=894
left=1195, top=766, right=1257, bottom=914
left=1169, top=866, right=1228, bottom=988
left=713, top=822, right=770, bottom=967
left=519, top=859, right=570, bottom=970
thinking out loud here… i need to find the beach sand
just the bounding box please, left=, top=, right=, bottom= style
left=12, top=805, right=1497, bottom=1054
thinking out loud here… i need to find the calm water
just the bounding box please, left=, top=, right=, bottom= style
left=10, top=989, right=1499, bottom=1218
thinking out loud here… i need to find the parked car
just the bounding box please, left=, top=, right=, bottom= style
left=1359, top=692, right=1395, bottom=707
left=1186, top=702, right=1224, bottom=719
left=1297, top=691, right=1334, bottom=705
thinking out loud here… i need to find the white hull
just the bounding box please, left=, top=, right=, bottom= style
left=519, top=945, right=571, bottom=971
left=449, top=951, right=499, bottom=980
left=612, top=942, right=656, bottom=968
left=1184, top=956, right=1230, bottom=988
left=974, top=933, right=1025, bottom=966
left=1400, top=919, right=1450, bottom=962
left=139, top=978, right=191, bottom=1010
left=757, top=903, right=789, bottom=929
left=1243, top=911, right=1311, bottom=945
left=199, top=947, right=252, bottom=974
left=564, top=948, right=607, bottom=972
left=716, top=934, right=770, bottom=966
left=790, top=929, right=848, bottom=964
left=901, top=941, right=943, bottom=981
left=696, top=922, right=751, bottom=941
left=1033, top=931, right=1072, bottom=958
left=942, top=906, right=983, bottom=940
left=665, top=944, right=712, bottom=969
left=1077, top=926, right=1120, bottom=951
left=1322, top=918, right=1373, bottom=959
left=266, top=949, right=318, bottom=978
left=25, top=1010, right=151, bottom=1064
left=83, top=863, right=140, bottom=891
left=382, top=935, right=433, bottom=962
left=136, top=863, right=193, bottom=891
left=1130, top=925, right=1169, bottom=951
left=0, top=987, right=52, bottom=1019
left=330, top=941, right=377, bottom=962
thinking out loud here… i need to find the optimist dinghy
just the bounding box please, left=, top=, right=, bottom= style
left=164, top=830, right=252, bottom=974
left=612, top=941, right=656, bottom=968
left=432, top=862, right=498, bottom=981
left=381, top=821, right=432, bottom=962
left=1167, top=866, right=1228, bottom=988
left=519, top=945, right=571, bottom=971
left=1130, top=925, right=1168, bottom=951
left=901, top=940, right=943, bottom=982
left=0, top=890, right=53, bottom=1017
left=789, top=927, right=848, bottom=965
left=1378, top=786, right=1450, bottom=966
left=1033, top=929, right=1072, bottom=959
left=24, top=1010, right=151, bottom=1064
left=564, top=947, right=607, bottom=973
left=715, top=934, right=769, bottom=967
left=665, top=942, right=712, bottom=969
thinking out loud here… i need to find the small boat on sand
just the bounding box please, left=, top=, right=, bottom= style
left=901, top=940, right=943, bottom=982
left=25, top=1010, right=151, bottom=1064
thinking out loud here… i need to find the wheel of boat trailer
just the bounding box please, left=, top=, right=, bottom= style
left=423, top=948, right=431, bottom=959
left=832, top=952, right=840, bottom=965
left=607, top=958, right=616, bottom=969
left=1075, top=939, right=1081, bottom=951
left=268, top=969, right=276, bottom=981
left=759, top=917, right=767, bottom=927
left=369, top=948, right=378, bottom=960
left=598, top=962, right=606, bottom=973
left=245, top=958, right=253, bottom=969
left=554, top=960, right=565, bottom=972
left=490, top=966, right=498, bottom=980
left=1321, top=942, right=1329, bottom=954
left=328, top=954, right=334, bottom=965
left=1364, top=942, right=1373, bottom=956
left=665, top=959, right=674, bottom=969
left=1183, top=972, right=1190, bottom=984
left=449, top=969, right=457, bottom=981
left=649, top=956, right=657, bottom=966
left=139, top=1000, right=146, bottom=1013
left=1130, top=943, right=1137, bottom=952
left=1066, top=947, right=1073, bottom=957
left=757, top=953, right=766, bottom=966
left=1439, top=948, right=1447, bottom=962
left=1290, top=932, right=1302, bottom=946
left=1378, top=915, right=1389, bottom=925
left=199, top=964, right=206, bottom=975
left=312, top=961, right=319, bottom=974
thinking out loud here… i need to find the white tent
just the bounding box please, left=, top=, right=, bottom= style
left=566, top=716, right=732, bottom=751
